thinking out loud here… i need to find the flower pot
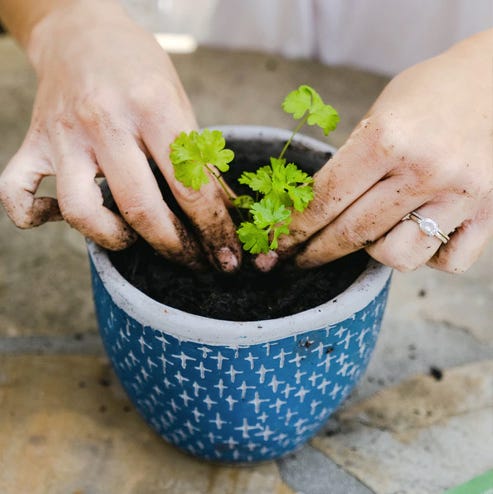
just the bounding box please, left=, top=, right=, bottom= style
left=87, top=125, right=392, bottom=463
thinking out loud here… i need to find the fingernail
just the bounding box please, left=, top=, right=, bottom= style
left=216, top=247, right=239, bottom=272
left=254, top=250, right=279, bottom=272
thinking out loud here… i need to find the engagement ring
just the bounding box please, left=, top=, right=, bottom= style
left=402, top=211, right=450, bottom=244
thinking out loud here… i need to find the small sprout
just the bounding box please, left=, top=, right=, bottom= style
left=170, top=85, right=339, bottom=257
left=236, top=157, right=313, bottom=254
left=239, top=157, right=314, bottom=212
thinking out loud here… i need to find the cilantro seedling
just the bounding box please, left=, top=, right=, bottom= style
left=170, top=85, right=339, bottom=255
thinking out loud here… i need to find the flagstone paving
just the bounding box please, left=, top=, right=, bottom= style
left=0, top=355, right=295, bottom=494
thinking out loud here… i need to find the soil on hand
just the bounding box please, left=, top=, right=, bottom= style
left=107, top=135, right=370, bottom=321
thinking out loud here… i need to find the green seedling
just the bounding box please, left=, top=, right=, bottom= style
left=170, top=85, right=339, bottom=254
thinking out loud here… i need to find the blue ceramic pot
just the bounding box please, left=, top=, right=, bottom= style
left=87, top=126, right=392, bottom=463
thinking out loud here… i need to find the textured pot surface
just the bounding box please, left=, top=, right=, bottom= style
left=88, top=126, right=393, bottom=462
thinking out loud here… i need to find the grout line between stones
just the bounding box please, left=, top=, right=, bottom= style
left=0, top=334, right=105, bottom=355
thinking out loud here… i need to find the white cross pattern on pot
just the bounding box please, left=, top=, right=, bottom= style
left=105, top=291, right=386, bottom=461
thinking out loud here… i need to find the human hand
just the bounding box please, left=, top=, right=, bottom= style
left=275, top=30, right=493, bottom=273
left=0, top=0, right=241, bottom=271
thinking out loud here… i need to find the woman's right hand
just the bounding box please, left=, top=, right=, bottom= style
left=0, top=0, right=242, bottom=272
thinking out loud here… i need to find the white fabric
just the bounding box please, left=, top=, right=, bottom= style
left=121, top=0, right=493, bottom=75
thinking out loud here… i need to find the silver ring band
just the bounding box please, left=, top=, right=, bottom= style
left=402, top=211, right=450, bottom=244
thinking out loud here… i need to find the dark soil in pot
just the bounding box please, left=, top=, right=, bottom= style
left=107, top=136, right=370, bottom=321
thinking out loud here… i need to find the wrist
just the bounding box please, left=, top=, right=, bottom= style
left=26, top=0, right=130, bottom=72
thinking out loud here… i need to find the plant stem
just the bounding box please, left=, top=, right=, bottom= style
left=205, top=164, right=245, bottom=221
left=205, top=164, right=232, bottom=200
left=278, top=113, right=309, bottom=160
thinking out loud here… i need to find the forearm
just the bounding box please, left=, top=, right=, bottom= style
left=0, top=0, right=121, bottom=48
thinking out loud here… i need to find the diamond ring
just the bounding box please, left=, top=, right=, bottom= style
left=402, top=211, right=450, bottom=244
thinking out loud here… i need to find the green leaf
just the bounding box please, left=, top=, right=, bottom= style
left=170, top=131, right=208, bottom=190
left=197, top=129, right=234, bottom=173
left=282, top=85, right=315, bottom=119
left=268, top=158, right=294, bottom=207
left=237, top=222, right=270, bottom=254
left=250, top=197, right=291, bottom=230
left=306, top=103, right=340, bottom=135
left=269, top=158, right=314, bottom=211
left=239, top=157, right=314, bottom=216
left=172, top=160, right=208, bottom=190
left=271, top=159, right=313, bottom=188
left=282, top=84, right=340, bottom=135
left=288, top=185, right=314, bottom=212
left=232, top=194, right=255, bottom=209
left=237, top=197, right=293, bottom=254
left=170, top=129, right=234, bottom=190
left=238, top=165, right=273, bottom=195
left=444, top=470, right=493, bottom=494
left=270, top=223, right=291, bottom=250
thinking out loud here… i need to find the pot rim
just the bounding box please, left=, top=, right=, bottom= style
left=87, top=125, right=392, bottom=346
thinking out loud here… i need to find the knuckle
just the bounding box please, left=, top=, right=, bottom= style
left=119, top=200, right=154, bottom=228
left=301, top=195, right=331, bottom=227
left=400, top=152, right=448, bottom=185
left=363, top=112, right=452, bottom=184
left=393, top=260, right=420, bottom=273
left=11, top=210, right=35, bottom=229
left=6, top=205, right=36, bottom=229
left=77, top=104, right=110, bottom=128
left=128, top=77, right=166, bottom=110
left=58, top=191, right=136, bottom=246
left=172, top=180, right=220, bottom=211
left=172, top=182, right=205, bottom=205
left=52, top=114, right=76, bottom=135
left=370, top=244, right=420, bottom=272
left=387, top=254, right=420, bottom=272
left=458, top=170, right=492, bottom=200
left=75, top=90, right=118, bottom=128
left=0, top=177, right=32, bottom=229
left=86, top=222, right=136, bottom=251
left=194, top=207, right=228, bottom=232
left=59, top=199, right=93, bottom=227
left=129, top=77, right=188, bottom=121
left=430, top=247, right=473, bottom=274
left=336, top=223, right=374, bottom=251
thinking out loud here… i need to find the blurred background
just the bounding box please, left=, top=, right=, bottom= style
left=122, top=0, right=493, bottom=74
